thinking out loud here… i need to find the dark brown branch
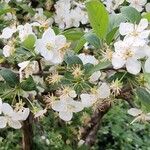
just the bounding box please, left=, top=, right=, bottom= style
left=81, top=101, right=111, bottom=147
left=22, top=113, right=33, bottom=150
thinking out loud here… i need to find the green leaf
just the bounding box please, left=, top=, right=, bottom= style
left=87, top=61, right=111, bottom=76
left=61, top=29, right=84, bottom=41
left=106, top=27, right=118, bottom=44
left=74, top=36, right=86, bottom=53
left=109, top=13, right=126, bottom=31
left=136, top=88, right=150, bottom=110
left=22, top=34, right=36, bottom=51
left=20, top=76, right=36, bottom=91
left=143, top=13, right=150, bottom=22
left=86, top=0, right=109, bottom=39
left=18, top=4, right=35, bottom=15
left=0, top=69, right=19, bottom=87
left=64, top=55, right=83, bottom=67
left=0, top=3, right=14, bottom=16
left=84, top=32, right=101, bottom=48
left=121, top=6, right=141, bottom=23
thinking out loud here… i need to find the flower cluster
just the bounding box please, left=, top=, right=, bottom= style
left=112, top=19, right=150, bottom=75
left=0, top=99, right=29, bottom=129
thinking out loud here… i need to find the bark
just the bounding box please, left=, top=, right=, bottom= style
left=81, top=101, right=111, bottom=147
left=22, top=114, right=33, bottom=150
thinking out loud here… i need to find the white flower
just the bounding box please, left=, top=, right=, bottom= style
left=126, top=0, right=147, bottom=12
left=54, top=0, right=88, bottom=29
left=0, top=26, right=16, bottom=39
left=89, top=71, right=101, bottom=84
left=52, top=98, right=84, bottom=121
left=128, top=108, right=150, bottom=124
left=0, top=102, right=29, bottom=129
left=35, top=28, right=69, bottom=64
left=17, top=23, right=35, bottom=42
left=119, top=19, right=150, bottom=47
left=78, top=53, right=99, bottom=65
left=3, top=45, right=14, bottom=57
left=112, top=38, right=145, bottom=74
left=102, top=0, right=124, bottom=13
left=80, top=83, right=110, bottom=107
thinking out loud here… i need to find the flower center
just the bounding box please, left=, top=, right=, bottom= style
left=123, top=49, right=134, bottom=60
left=67, top=104, right=76, bottom=111
left=46, top=42, right=53, bottom=50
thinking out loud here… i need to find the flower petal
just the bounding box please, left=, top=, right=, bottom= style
left=42, top=28, right=55, bottom=43
left=59, top=111, right=73, bottom=121
left=97, top=83, right=110, bottom=99
left=127, top=108, right=142, bottom=117
left=119, top=23, right=134, bottom=35
left=112, top=54, right=125, bottom=69
left=52, top=100, right=67, bottom=112
left=2, top=103, right=14, bottom=116
left=8, top=119, right=22, bottom=129
left=144, top=57, right=150, bottom=73
left=126, top=58, right=141, bottom=75
left=0, top=116, right=7, bottom=128
left=80, top=93, right=94, bottom=107
left=137, top=19, right=148, bottom=32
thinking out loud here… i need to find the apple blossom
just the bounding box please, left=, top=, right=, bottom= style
left=126, top=0, right=147, bottom=12
left=0, top=100, right=29, bottom=129
left=112, top=38, right=146, bottom=74
left=52, top=98, right=84, bottom=121
left=119, top=18, right=150, bottom=47
left=0, top=26, right=17, bottom=39
left=81, top=83, right=110, bottom=107
left=35, top=28, right=70, bottom=64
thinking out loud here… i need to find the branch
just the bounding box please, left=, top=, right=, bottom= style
left=81, top=100, right=111, bottom=147
left=22, top=113, right=33, bottom=150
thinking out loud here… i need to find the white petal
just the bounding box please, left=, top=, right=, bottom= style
left=112, top=54, right=125, bottom=69
left=138, top=30, right=150, bottom=39
left=127, top=108, right=142, bottom=117
left=80, top=93, right=94, bottom=107
left=55, top=35, right=66, bottom=50
left=137, top=19, right=148, bottom=32
left=97, top=83, right=110, bottom=99
left=0, top=116, right=7, bottom=128
left=144, top=57, right=150, bottom=73
left=119, top=23, right=134, bottom=35
left=2, top=103, right=14, bottom=116
left=35, top=39, right=54, bottom=61
left=89, top=71, right=101, bottom=83
left=18, top=61, right=30, bottom=71
left=78, top=53, right=98, bottom=65
left=146, top=3, right=150, bottom=12
left=3, top=45, right=12, bottom=57
left=42, top=28, right=55, bottom=43
left=0, top=27, right=16, bottom=39
left=59, top=111, right=73, bottom=121
left=0, top=98, right=2, bottom=114
left=143, top=45, right=150, bottom=57
left=67, top=99, right=84, bottom=112
left=126, top=58, right=141, bottom=75
left=13, top=108, right=30, bottom=121
left=52, top=101, right=67, bottom=112
left=8, top=119, right=22, bottom=129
